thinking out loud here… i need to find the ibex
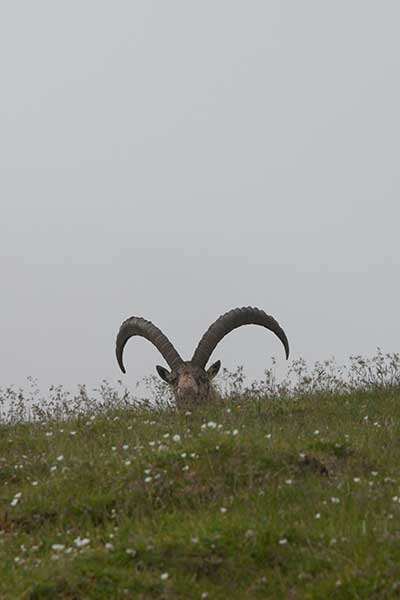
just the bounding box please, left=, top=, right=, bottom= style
left=116, top=306, right=289, bottom=407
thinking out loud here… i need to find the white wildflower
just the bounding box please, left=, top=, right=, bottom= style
left=74, top=537, right=90, bottom=548
left=245, top=529, right=255, bottom=538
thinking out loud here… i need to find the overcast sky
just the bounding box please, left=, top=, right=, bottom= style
left=1, top=1, right=399, bottom=390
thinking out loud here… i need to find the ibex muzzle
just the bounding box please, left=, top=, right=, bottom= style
left=116, top=306, right=289, bottom=408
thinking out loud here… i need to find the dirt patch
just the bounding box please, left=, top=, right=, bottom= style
left=298, top=454, right=330, bottom=477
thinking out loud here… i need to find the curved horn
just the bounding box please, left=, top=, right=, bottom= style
left=191, top=306, right=289, bottom=368
left=116, top=316, right=183, bottom=374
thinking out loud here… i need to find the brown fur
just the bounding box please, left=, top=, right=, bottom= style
left=156, top=361, right=221, bottom=409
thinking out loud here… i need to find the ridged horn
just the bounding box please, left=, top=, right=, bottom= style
left=191, top=306, right=289, bottom=368
left=116, top=316, right=183, bottom=374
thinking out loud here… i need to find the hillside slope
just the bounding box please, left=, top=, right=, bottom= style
left=1, top=382, right=400, bottom=598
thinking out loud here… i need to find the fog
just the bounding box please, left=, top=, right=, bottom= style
left=1, top=1, right=399, bottom=391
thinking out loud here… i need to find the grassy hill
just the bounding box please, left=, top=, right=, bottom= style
left=1, top=354, right=400, bottom=599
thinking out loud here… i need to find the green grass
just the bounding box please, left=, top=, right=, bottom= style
left=1, top=386, right=400, bottom=599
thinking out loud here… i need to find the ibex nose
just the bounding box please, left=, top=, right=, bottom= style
left=180, top=377, right=197, bottom=391
left=178, top=375, right=199, bottom=397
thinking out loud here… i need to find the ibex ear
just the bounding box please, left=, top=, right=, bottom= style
left=156, top=365, right=172, bottom=383
left=207, top=360, right=221, bottom=380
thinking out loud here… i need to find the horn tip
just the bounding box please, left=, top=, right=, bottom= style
left=283, top=335, right=290, bottom=360
left=116, top=350, right=126, bottom=374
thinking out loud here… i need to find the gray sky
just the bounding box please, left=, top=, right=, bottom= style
left=1, top=1, right=399, bottom=389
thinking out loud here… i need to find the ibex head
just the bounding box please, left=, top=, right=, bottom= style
left=116, top=306, right=289, bottom=408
